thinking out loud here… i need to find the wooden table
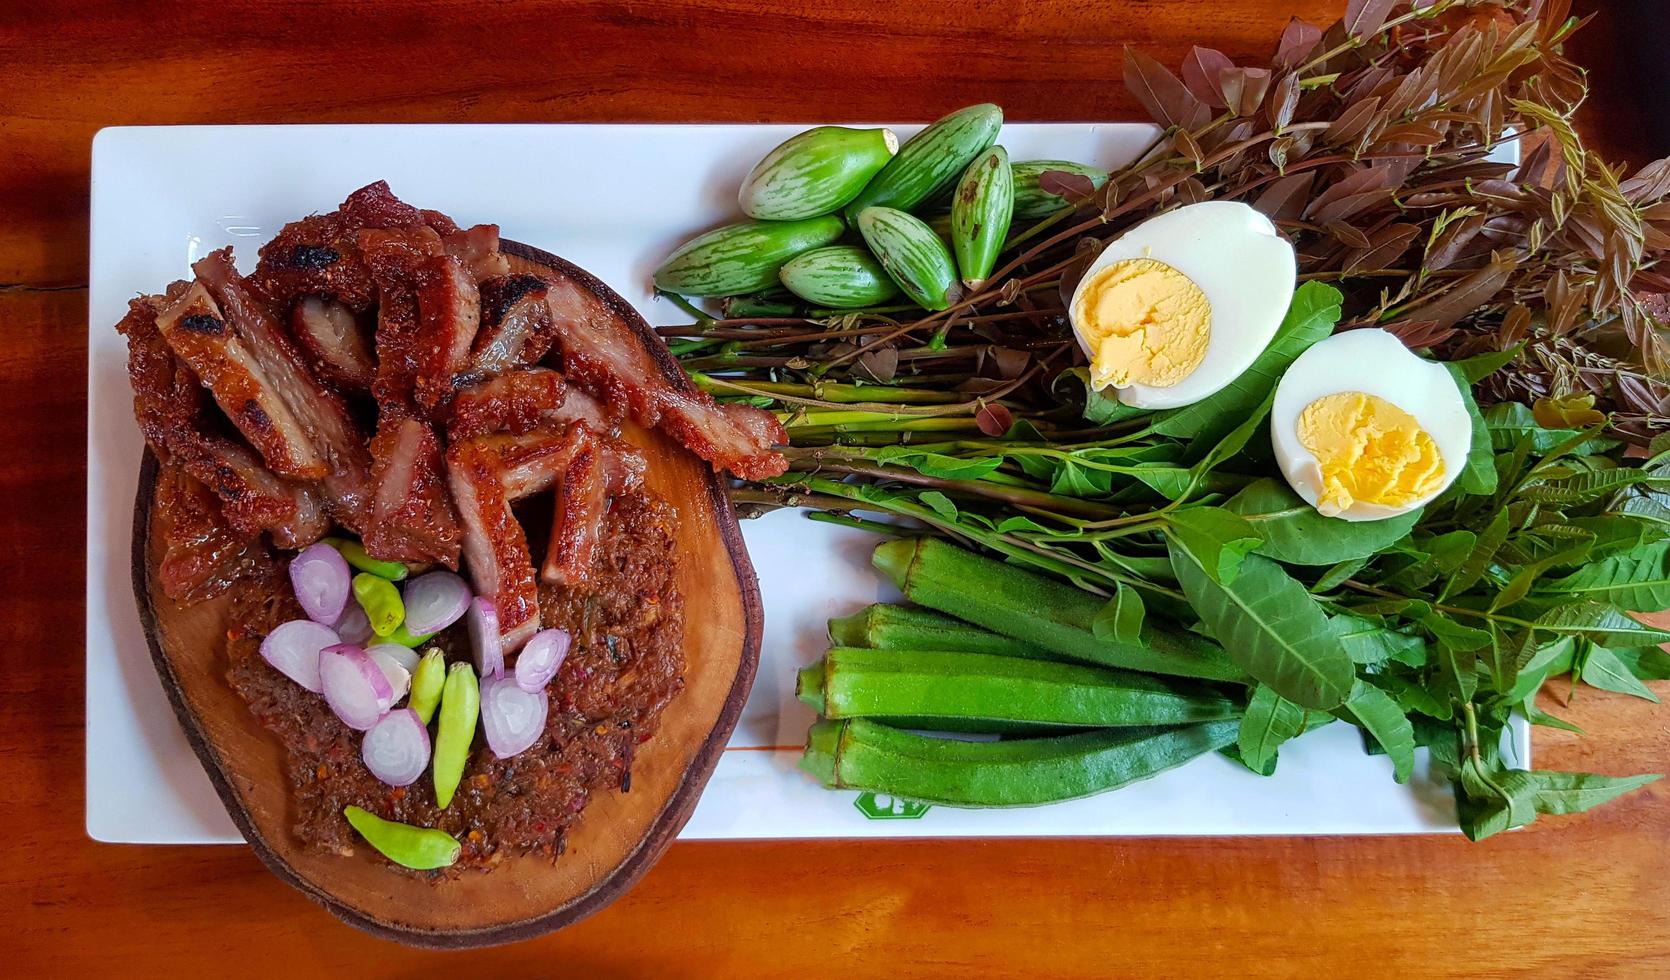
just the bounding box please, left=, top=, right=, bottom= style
left=4, top=2, right=1664, bottom=975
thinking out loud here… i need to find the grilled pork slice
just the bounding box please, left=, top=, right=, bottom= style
left=469, top=275, right=556, bottom=378
left=362, top=416, right=463, bottom=568
left=447, top=437, right=542, bottom=651
left=194, top=249, right=374, bottom=532
left=118, top=296, right=330, bottom=548
left=444, top=224, right=511, bottom=282
left=544, top=273, right=789, bottom=479
left=446, top=367, right=611, bottom=441
left=412, top=253, right=482, bottom=414
left=155, top=280, right=326, bottom=480
left=290, top=296, right=375, bottom=392
left=154, top=463, right=266, bottom=603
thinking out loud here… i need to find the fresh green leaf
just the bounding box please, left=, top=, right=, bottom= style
left=1049, top=459, right=1114, bottom=498
left=872, top=448, right=1005, bottom=481
left=1312, top=557, right=1369, bottom=593
left=1151, top=281, right=1341, bottom=442
left=1238, top=684, right=1309, bottom=774
left=1610, top=645, right=1670, bottom=681
left=1168, top=544, right=1354, bottom=710
left=1534, top=602, right=1670, bottom=646
left=1329, top=615, right=1427, bottom=666
left=917, top=490, right=959, bottom=520
left=995, top=514, right=1052, bottom=534
left=1127, top=464, right=1197, bottom=500
left=1446, top=363, right=1498, bottom=495
left=1522, top=699, right=1584, bottom=734
left=1434, top=641, right=1480, bottom=704
left=1376, top=673, right=1450, bottom=718
left=1343, top=679, right=1415, bottom=783
left=1578, top=644, right=1661, bottom=702
left=1484, top=402, right=1615, bottom=455
left=1092, top=582, right=1146, bottom=643
left=1059, top=367, right=1149, bottom=426
left=1443, top=508, right=1509, bottom=599
left=1492, top=540, right=1592, bottom=610
left=1452, top=344, right=1524, bottom=383
left=1188, top=389, right=1275, bottom=477
left=1520, top=468, right=1670, bottom=505
left=1163, top=507, right=1263, bottom=585
left=1536, top=541, right=1670, bottom=613
left=1523, top=770, right=1661, bottom=815
left=1225, top=478, right=1421, bottom=566
left=1506, top=636, right=1577, bottom=702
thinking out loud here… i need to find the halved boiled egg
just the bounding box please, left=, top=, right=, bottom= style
left=1067, top=201, right=1296, bottom=409
left=1271, top=328, right=1473, bottom=522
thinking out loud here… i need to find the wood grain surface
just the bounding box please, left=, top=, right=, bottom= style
left=2, top=1, right=1664, bottom=976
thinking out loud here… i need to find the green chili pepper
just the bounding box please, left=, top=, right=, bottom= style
left=409, top=649, right=446, bottom=725
left=343, top=805, right=460, bottom=870
left=352, top=572, right=405, bottom=638
left=325, top=536, right=409, bottom=581
left=433, top=663, right=480, bottom=809
left=386, top=623, right=437, bottom=648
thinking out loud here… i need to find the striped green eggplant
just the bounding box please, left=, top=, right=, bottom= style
left=856, top=207, right=959, bottom=311
left=1011, top=160, right=1110, bottom=219
left=739, top=126, right=899, bottom=220
left=778, top=245, right=902, bottom=309
left=652, top=215, right=846, bottom=296
left=950, top=145, right=1014, bottom=289
left=842, top=104, right=1003, bottom=222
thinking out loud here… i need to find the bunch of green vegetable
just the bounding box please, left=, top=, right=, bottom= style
left=649, top=0, right=1670, bottom=839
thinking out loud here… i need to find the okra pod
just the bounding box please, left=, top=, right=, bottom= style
left=872, top=538, right=1245, bottom=683
left=827, top=603, right=1058, bottom=661
left=798, top=648, right=1242, bottom=728
left=800, top=717, right=1239, bottom=807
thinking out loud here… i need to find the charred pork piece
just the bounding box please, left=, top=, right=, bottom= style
left=362, top=416, right=463, bottom=568
left=154, top=463, right=267, bottom=603
left=412, top=253, right=482, bottom=415
left=291, top=296, right=375, bottom=392
left=544, top=273, right=789, bottom=479
left=447, top=367, right=610, bottom=440
left=447, top=437, right=542, bottom=651
left=194, top=250, right=374, bottom=532
left=155, top=280, right=326, bottom=480
left=469, top=275, right=557, bottom=378
left=118, top=296, right=330, bottom=547
left=444, top=224, right=511, bottom=282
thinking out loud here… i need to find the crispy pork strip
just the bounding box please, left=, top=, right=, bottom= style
left=543, top=430, right=645, bottom=587
left=544, top=273, right=789, bottom=479
left=446, top=367, right=611, bottom=441
left=155, top=280, right=326, bottom=480
left=362, top=417, right=463, bottom=568
left=447, top=438, right=541, bottom=651
left=194, top=249, right=374, bottom=532
left=290, top=296, right=375, bottom=391
left=469, top=275, right=556, bottom=378
left=444, top=224, right=511, bottom=282
left=155, top=463, right=265, bottom=603
left=118, top=297, right=330, bottom=547
left=412, top=253, right=482, bottom=414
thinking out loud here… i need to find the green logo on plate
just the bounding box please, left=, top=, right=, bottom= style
left=853, top=792, right=931, bottom=820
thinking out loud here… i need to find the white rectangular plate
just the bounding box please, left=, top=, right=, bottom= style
left=88, top=123, right=1527, bottom=843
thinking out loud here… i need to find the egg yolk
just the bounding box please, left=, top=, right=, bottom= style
left=1072, top=258, right=1211, bottom=390
left=1298, top=392, right=1445, bottom=515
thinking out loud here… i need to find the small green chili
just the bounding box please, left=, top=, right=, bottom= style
left=325, top=537, right=409, bottom=581
left=433, top=662, right=480, bottom=809
left=352, top=572, right=405, bottom=638
left=386, top=623, right=437, bottom=648
left=343, top=805, right=460, bottom=870
left=409, top=649, right=446, bottom=725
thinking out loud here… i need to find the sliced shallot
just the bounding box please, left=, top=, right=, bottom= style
left=319, top=644, right=391, bottom=731
left=366, top=644, right=416, bottom=709
left=480, top=672, right=548, bottom=759
left=402, top=569, right=472, bottom=635
left=332, top=601, right=374, bottom=645
left=361, top=708, right=431, bottom=787
left=259, top=619, right=339, bottom=693
left=467, top=597, right=504, bottom=677
left=289, top=542, right=352, bottom=624
left=514, top=628, right=571, bottom=693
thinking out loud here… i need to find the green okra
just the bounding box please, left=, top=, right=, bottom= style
left=800, top=717, right=1239, bottom=807
left=798, top=648, right=1242, bottom=728
left=343, top=806, right=461, bottom=870
left=871, top=537, right=1245, bottom=683
left=827, top=603, right=1059, bottom=661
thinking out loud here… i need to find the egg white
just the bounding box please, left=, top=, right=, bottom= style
left=1270, top=328, right=1473, bottom=521
left=1069, top=201, right=1297, bottom=409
